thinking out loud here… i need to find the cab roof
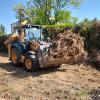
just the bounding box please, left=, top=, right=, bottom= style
left=15, top=24, right=42, bottom=29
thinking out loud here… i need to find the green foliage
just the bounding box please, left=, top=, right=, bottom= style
left=74, top=18, right=100, bottom=51
left=25, top=0, right=81, bottom=25
left=0, top=24, right=6, bottom=35
left=0, top=24, right=7, bottom=51
left=71, top=17, right=79, bottom=25
left=70, top=0, right=82, bottom=7
left=13, top=3, right=26, bottom=20
left=13, top=3, right=25, bottom=12
left=42, top=23, right=74, bottom=40
left=55, top=10, right=71, bottom=23
left=24, top=0, right=53, bottom=24
left=44, top=23, right=74, bottom=29
left=0, top=35, right=8, bottom=52
left=14, top=0, right=81, bottom=25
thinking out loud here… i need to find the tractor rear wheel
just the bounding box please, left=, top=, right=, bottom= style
left=11, top=48, right=20, bottom=65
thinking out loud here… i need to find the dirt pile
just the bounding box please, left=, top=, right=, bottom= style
left=49, top=31, right=86, bottom=63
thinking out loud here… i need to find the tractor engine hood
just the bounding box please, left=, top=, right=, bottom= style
left=29, top=40, right=52, bottom=53
left=39, top=41, right=52, bottom=53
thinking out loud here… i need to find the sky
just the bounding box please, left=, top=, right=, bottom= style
left=70, top=0, right=100, bottom=20
left=0, top=0, right=100, bottom=33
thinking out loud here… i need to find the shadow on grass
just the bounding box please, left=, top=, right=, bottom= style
left=0, top=52, right=8, bottom=57
left=0, top=61, right=65, bottom=79
left=0, top=52, right=99, bottom=79
left=85, top=57, right=100, bottom=71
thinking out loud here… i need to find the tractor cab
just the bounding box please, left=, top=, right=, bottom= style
left=25, top=25, right=42, bottom=41
left=11, top=24, right=43, bottom=43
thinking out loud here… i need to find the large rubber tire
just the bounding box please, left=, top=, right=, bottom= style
left=24, top=55, right=39, bottom=71
left=11, top=48, right=20, bottom=66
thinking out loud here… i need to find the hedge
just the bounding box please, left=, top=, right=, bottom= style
left=0, top=35, right=9, bottom=52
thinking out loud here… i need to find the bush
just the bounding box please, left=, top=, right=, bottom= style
left=73, top=20, right=100, bottom=51
left=0, top=35, right=9, bottom=52
left=43, top=24, right=74, bottom=40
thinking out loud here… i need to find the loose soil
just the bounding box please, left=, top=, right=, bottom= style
left=0, top=52, right=100, bottom=100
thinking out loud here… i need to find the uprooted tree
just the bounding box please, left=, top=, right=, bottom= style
left=43, top=31, right=86, bottom=66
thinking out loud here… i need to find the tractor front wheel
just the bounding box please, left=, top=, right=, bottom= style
left=24, top=56, right=39, bottom=71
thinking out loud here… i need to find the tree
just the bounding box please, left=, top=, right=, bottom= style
left=26, top=0, right=53, bottom=24
left=56, top=10, right=71, bottom=23
left=13, top=3, right=26, bottom=24
left=14, top=0, right=82, bottom=25
left=0, top=24, right=6, bottom=35
left=71, top=17, right=79, bottom=25
left=93, top=17, right=98, bottom=23
left=25, top=0, right=82, bottom=25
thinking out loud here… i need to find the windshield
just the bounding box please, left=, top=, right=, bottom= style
left=25, top=27, right=41, bottom=41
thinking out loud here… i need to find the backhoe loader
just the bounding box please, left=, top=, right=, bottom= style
left=4, top=24, right=56, bottom=71
left=4, top=9, right=85, bottom=71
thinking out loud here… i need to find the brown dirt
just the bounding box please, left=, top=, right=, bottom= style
left=0, top=53, right=100, bottom=100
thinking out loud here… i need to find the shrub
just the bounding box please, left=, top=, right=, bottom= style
left=0, top=35, right=9, bottom=52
